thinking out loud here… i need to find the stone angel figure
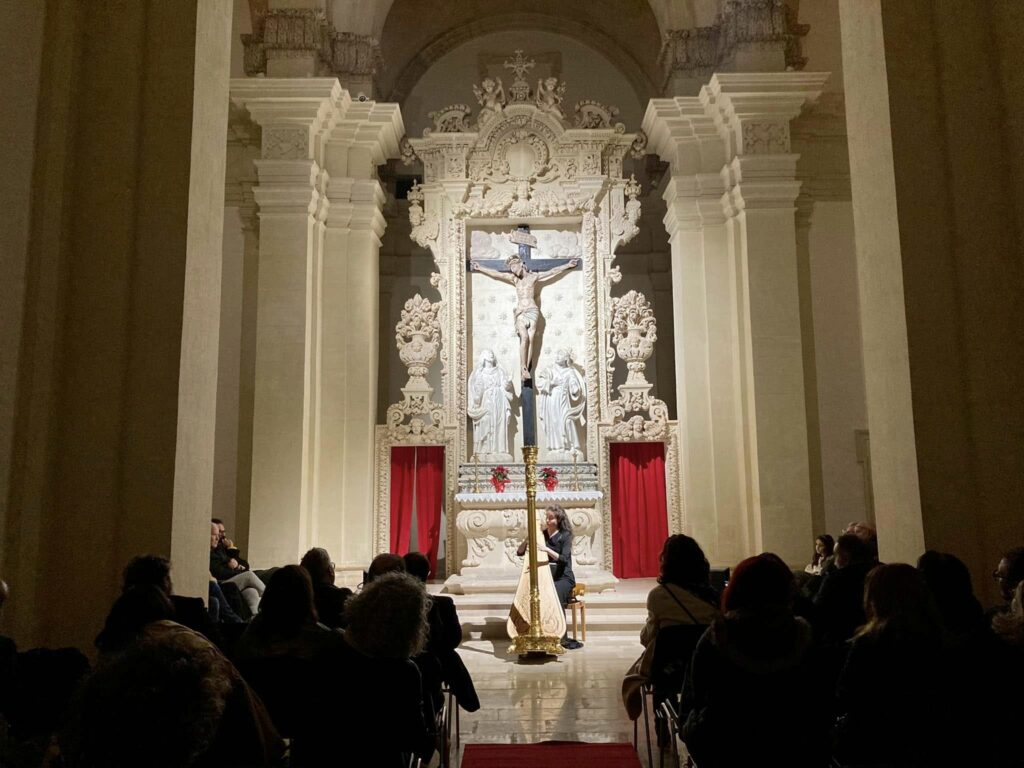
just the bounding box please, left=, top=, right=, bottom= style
left=473, top=77, right=506, bottom=114
left=535, top=77, right=566, bottom=119
left=536, top=348, right=586, bottom=458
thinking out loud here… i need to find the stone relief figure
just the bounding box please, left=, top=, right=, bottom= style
left=471, top=254, right=578, bottom=380
left=473, top=77, right=506, bottom=114
left=536, top=349, right=587, bottom=458
left=535, top=77, right=566, bottom=119
left=467, top=349, right=514, bottom=460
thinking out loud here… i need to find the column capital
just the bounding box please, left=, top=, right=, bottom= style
left=231, top=78, right=346, bottom=162
left=327, top=100, right=405, bottom=166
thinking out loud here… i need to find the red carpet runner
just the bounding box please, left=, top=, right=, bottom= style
left=461, top=741, right=643, bottom=768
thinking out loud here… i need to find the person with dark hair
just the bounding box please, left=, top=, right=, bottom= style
left=366, top=552, right=406, bottom=581
left=812, top=532, right=877, bottom=646
left=681, top=553, right=829, bottom=767
left=210, top=523, right=264, bottom=618
left=95, top=585, right=177, bottom=656
left=291, top=572, right=433, bottom=767
left=834, top=564, right=944, bottom=766
left=121, top=555, right=228, bottom=642
left=299, top=548, right=351, bottom=629
left=516, top=505, right=580, bottom=649
left=235, top=565, right=345, bottom=663
left=402, top=551, right=480, bottom=713
left=992, top=547, right=1024, bottom=615
left=805, top=534, right=835, bottom=576
left=67, top=619, right=284, bottom=768
left=622, top=535, right=720, bottom=720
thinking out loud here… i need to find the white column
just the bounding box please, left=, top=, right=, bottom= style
left=231, top=79, right=342, bottom=567
left=644, top=72, right=829, bottom=566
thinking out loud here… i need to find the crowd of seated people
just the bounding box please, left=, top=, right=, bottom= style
left=0, top=535, right=479, bottom=768
left=626, top=526, right=1024, bottom=768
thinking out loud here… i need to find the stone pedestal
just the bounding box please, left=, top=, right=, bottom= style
left=444, top=490, right=617, bottom=594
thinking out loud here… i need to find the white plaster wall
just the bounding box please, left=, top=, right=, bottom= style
left=807, top=201, right=869, bottom=538
left=402, top=30, right=645, bottom=139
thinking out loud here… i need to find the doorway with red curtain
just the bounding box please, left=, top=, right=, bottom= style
left=610, top=442, right=669, bottom=578
left=389, top=446, right=446, bottom=577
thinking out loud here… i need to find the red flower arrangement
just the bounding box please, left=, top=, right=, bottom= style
left=490, top=465, right=509, bottom=493
left=540, top=466, right=558, bottom=491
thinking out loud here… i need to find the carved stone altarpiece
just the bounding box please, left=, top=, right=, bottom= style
left=374, top=53, right=682, bottom=589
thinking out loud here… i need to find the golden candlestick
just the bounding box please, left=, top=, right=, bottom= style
left=511, top=444, right=564, bottom=656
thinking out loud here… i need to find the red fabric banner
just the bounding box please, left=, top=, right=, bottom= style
left=610, top=442, right=669, bottom=578
left=414, top=445, right=445, bottom=577
left=389, top=446, right=416, bottom=555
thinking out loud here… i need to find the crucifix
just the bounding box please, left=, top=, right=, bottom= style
left=469, top=224, right=578, bottom=447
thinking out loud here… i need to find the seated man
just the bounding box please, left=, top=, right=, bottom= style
left=299, top=548, right=351, bottom=629
left=210, top=523, right=264, bottom=618
left=402, top=552, right=480, bottom=712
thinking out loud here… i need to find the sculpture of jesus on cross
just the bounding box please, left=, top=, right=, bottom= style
left=470, top=226, right=578, bottom=381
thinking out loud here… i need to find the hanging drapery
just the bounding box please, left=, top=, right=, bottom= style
left=390, top=446, right=446, bottom=577
left=389, top=446, right=417, bottom=555
left=610, top=442, right=669, bottom=578
left=413, top=446, right=445, bottom=577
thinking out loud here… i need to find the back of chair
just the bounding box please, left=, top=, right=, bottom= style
left=648, top=623, right=707, bottom=705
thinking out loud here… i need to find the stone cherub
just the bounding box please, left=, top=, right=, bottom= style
left=473, top=77, right=506, bottom=114
left=535, top=77, right=566, bottom=119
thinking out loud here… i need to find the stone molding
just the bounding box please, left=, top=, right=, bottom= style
left=659, top=0, right=809, bottom=93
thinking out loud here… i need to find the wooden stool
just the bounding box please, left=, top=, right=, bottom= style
left=567, top=583, right=587, bottom=641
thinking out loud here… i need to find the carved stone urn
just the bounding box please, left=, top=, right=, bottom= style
left=396, top=295, right=440, bottom=389
left=611, top=289, right=657, bottom=386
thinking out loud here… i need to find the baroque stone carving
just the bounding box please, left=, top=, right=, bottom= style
left=573, top=100, right=621, bottom=130
left=629, top=130, right=648, bottom=160
left=407, top=182, right=439, bottom=250
left=426, top=105, right=473, bottom=135
left=262, top=127, right=309, bottom=160
left=610, top=174, right=642, bottom=251
left=386, top=293, right=445, bottom=442
left=472, top=77, right=507, bottom=124
left=742, top=121, right=791, bottom=154
left=536, top=77, right=567, bottom=119
left=331, top=32, right=383, bottom=78
left=537, top=349, right=587, bottom=459
left=504, top=50, right=535, bottom=103
left=466, top=349, right=514, bottom=462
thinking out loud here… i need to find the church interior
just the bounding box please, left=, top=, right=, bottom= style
left=1, top=0, right=1023, bottom=766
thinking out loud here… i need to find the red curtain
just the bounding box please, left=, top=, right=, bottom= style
left=389, top=447, right=416, bottom=555
left=414, top=446, right=445, bottom=577
left=389, top=446, right=446, bottom=577
left=610, top=442, right=670, bottom=578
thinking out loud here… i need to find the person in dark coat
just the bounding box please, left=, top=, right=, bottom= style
left=812, top=533, right=877, bottom=646
left=681, top=553, right=830, bottom=768
left=403, top=551, right=480, bottom=712
left=299, top=548, right=351, bottom=630
left=121, top=555, right=224, bottom=646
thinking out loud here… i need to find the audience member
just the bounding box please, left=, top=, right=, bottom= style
left=991, top=546, right=1024, bottom=617
left=235, top=565, right=345, bottom=663
left=210, top=523, right=264, bottom=617
left=812, top=533, right=877, bottom=646
left=95, top=585, right=176, bottom=657
left=834, top=564, right=944, bottom=766
left=623, top=534, right=720, bottom=721
left=299, top=548, right=351, bottom=629
left=804, top=534, right=835, bottom=576
left=366, top=552, right=406, bottom=581
left=403, top=551, right=480, bottom=712
left=66, top=619, right=284, bottom=768
left=293, top=572, right=433, bottom=767
left=681, top=553, right=829, bottom=767
left=208, top=576, right=244, bottom=625
left=843, top=521, right=879, bottom=561
left=121, top=555, right=223, bottom=645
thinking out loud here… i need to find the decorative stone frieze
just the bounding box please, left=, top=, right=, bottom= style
left=659, top=0, right=809, bottom=95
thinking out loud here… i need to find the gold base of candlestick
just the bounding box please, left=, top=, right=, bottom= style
left=512, top=444, right=563, bottom=658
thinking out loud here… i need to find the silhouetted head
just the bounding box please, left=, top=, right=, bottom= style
left=835, top=533, right=872, bottom=568
left=96, top=585, right=175, bottom=655
left=258, top=565, right=318, bottom=633
left=658, top=534, right=711, bottom=589
left=996, top=547, right=1024, bottom=603
left=859, top=563, right=941, bottom=641
left=403, top=552, right=431, bottom=583
left=344, top=572, right=430, bottom=659
left=123, top=555, right=173, bottom=596
left=300, top=547, right=335, bottom=586
left=722, top=553, right=794, bottom=613
left=366, top=553, right=406, bottom=582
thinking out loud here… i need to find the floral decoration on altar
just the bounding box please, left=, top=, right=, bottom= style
left=540, top=466, right=559, bottom=491
left=490, top=465, right=510, bottom=493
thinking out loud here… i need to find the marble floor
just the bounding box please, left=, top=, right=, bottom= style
left=441, top=579, right=658, bottom=767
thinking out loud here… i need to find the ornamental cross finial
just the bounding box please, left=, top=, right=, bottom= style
left=504, top=49, right=535, bottom=81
